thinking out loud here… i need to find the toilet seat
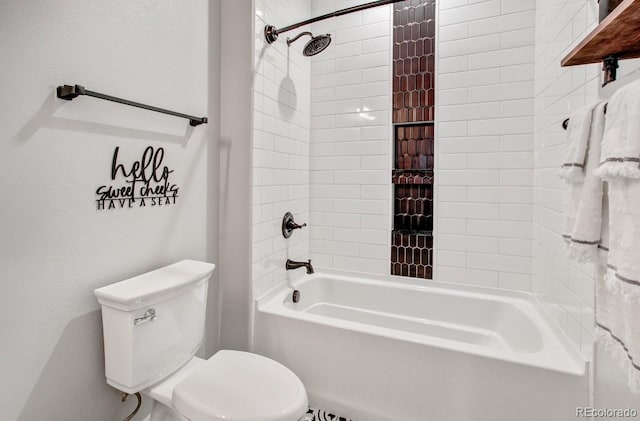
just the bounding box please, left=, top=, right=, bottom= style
left=172, top=350, right=308, bottom=421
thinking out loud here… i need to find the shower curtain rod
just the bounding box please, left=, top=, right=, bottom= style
left=265, top=0, right=406, bottom=44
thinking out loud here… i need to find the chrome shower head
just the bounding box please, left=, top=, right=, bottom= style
left=286, top=32, right=332, bottom=57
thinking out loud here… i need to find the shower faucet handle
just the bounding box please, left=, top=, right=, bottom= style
left=282, top=212, right=306, bottom=238
left=287, top=220, right=307, bottom=230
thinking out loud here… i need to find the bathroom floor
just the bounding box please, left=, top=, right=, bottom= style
left=305, top=407, right=352, bottom=421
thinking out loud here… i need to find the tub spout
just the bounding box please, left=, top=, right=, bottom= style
left=286, top=259, right=314, bottom=274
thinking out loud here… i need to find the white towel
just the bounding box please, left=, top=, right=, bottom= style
left=596, top=79, right=640, bottom=292
left=596, top=266, right=640, bottom=393
left=562, top=102, right=606, bottom=263
left=595, top=177, right=640, bottom=393
left=559, top=103, right=596, bottom=182
left=596, top=178, right=640, bottom=392
left=594, top=79, right=640, bottom=180
left=601, top=177, right=640, bottom=299
left=593, top=79, right=640, bottom=393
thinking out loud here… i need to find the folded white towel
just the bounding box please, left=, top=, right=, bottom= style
left=559, top=103, right=596, bottom=182
left=562, top=102, right=606, bottom=263
left=594, top=79, right=640, bottom=180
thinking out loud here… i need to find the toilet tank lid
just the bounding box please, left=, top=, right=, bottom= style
left=94, top=260, right=215, bottom=309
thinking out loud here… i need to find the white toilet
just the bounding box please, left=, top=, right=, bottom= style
left=94, top=260, right=308, bottom=421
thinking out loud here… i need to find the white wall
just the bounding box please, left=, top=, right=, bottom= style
left=252, top=0, right=312, bottom=298
left=435, top=0, right=536, bottom=290
left=309, top=0, right=392, bottom=275
left=0, top=1, right=218, bottom=421
left=532, top=0, right=599, bottom=358
left=250, top=0, right=603, bottom=363
left=252, top=0, right=393, bottom=290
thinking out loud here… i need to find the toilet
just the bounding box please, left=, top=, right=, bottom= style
left=94, top=260, right=308, bottom=421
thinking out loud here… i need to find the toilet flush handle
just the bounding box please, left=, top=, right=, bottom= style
left=134, top=308, right=157, bottom=326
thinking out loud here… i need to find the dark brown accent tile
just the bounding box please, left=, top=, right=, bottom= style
left=391, top=1, right=435, bottom=281
left=394, top=125, right=434, bottom=172
left=390, top=231, right=433, bottom=280
left=393, top=0, right=436, bottom=124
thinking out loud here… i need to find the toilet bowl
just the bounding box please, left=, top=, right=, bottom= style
left=94, top=260, right=308, bottom=421
left=147, top=351, right=307, bottom=421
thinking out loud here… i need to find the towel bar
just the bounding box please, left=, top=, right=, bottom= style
left=56, top=84, right=208, bottom=127
left=562, top=103, right=608, bottom=130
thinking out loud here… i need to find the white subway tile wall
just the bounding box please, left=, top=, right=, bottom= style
left=309, top=0, right=393, bottom=275
left=251, top=0, right=599, bottom=359
left=436, top=0, right=535, bottom=290
left=253, top=0, right=312, bottom=298
left=533, top=0, right=599, bottom=359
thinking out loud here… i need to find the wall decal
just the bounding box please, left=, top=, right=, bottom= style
left=96, top=146, right=179, bottom=210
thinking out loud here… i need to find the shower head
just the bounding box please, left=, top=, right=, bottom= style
left=286, top=32, right=332, bottom=57
left=303, top=34, right=332, bottom=56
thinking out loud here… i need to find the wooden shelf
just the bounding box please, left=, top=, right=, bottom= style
left=562, top=0, right=640, bottom=67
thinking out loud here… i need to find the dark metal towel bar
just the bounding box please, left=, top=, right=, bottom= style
left=56, top=84, right=208, bottom=127
left=562, top=103, right=608, bottom=130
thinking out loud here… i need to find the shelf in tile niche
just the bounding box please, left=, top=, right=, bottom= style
left=392, top=169, right=433, bottom=184
left=393, top=120, right=434, bottom=127
left=393, top=229, right=433, bottom=236
left=393, top=168, right=433, bottom=172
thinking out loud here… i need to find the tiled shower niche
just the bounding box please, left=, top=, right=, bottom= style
left=392, top=124, right=434, bottom=279
left=391, top=0, right=435, bottom=280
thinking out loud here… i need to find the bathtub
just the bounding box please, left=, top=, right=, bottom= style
left=254, top=271, right=589, bottom=421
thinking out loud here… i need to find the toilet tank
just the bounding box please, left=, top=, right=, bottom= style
left=94, top=260, right=215, bottom=394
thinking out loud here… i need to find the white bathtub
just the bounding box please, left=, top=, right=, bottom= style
left=254, top=271, right=589, bottom=421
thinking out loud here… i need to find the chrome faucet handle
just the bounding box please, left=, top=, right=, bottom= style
left=282, top=212, right=307, bottom=238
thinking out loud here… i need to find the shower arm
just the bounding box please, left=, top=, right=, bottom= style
left=265, top=0, right=406, bottom=44
left=286, top=31, right=313, bottom=46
